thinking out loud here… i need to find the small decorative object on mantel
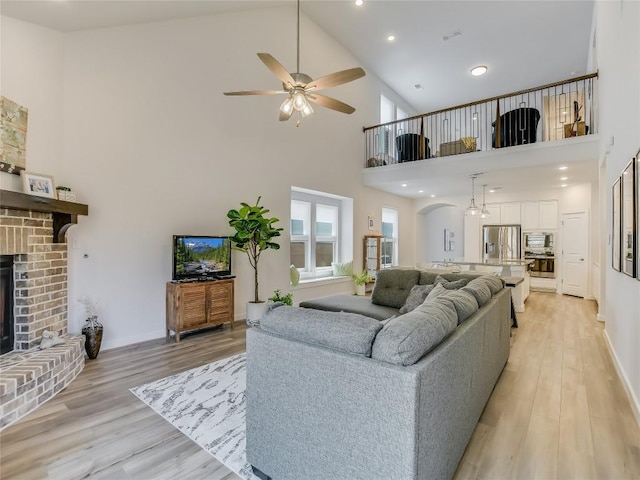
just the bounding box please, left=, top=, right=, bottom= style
left=55, top=186, right=77, bottom=202
left=78, top=296, right=103, bottom=359
left=0, top=96, right=28, bottom=175
left=39, top=330, right=65, bottom=350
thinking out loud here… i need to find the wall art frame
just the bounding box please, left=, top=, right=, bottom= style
left=621, top=158, right=636, bottom=277
left=21, top=171, right=56, bottom=199
left=0, top=96, right=28, bottom=175
left=612, top=177, right=621, bottom=272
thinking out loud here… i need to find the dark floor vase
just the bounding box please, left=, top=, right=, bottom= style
left=82, top=316, right=103, bottom=359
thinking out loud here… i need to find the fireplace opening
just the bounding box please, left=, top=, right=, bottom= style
left=1, top=255, right=14, bottom=355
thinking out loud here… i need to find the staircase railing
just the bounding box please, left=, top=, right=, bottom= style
left=363, top=72, right=598, bottom=168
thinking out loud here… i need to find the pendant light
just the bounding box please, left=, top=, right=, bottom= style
left=464, top=175, right=481, bottom=216
left=480, top=184, right=491, bottom=218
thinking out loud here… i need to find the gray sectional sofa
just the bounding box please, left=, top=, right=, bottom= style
left=246, top=269, right=512, bottom=480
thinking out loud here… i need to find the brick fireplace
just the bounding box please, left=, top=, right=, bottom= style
left=0, top=190, right=88, bottom=429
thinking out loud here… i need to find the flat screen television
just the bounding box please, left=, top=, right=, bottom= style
left=172, top=235, right=232, bottom=281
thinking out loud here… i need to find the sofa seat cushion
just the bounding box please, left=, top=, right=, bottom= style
left=371, top=269, right=421, bottom=309
left=299, top=295, right=399, bottom=321
left=371, top=298, right=457, bottom=366
left=261, top=304, right=383, bottom=357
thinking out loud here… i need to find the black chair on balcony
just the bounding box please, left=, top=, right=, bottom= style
left=492, top=107, right=541, bottom=147
left=395, top=133, right=431, bottom=162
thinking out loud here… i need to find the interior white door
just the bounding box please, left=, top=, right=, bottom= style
left=561, top=211, right=588, bottom=297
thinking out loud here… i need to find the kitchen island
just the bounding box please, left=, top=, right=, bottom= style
left=430, top=259, right=533, bottom=312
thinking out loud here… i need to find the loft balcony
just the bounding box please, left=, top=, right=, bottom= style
left=363, top=74, right=598, bottom=185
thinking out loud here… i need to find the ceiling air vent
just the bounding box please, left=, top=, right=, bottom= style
left=442, top=30, right=462, bottom=42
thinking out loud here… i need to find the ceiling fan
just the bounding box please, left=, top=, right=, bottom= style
left=223, top=0, right=366, bottom=125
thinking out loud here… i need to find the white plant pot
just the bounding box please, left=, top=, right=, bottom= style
left=356, top=284, right=366, bottom=296
left=246, top=301, right=267, bottom=327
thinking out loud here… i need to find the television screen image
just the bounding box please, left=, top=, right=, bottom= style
left=173, top=236, right=231, bottom=280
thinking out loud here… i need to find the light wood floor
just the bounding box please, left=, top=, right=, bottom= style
left=1, top=293, right=639, bottom=480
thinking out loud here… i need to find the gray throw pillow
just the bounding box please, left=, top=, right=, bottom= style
left=424, top=282, right=449, bottom=302
left=371, top=300, right=458, bottom=366
left=434, top=275, right=469, bottom=290
left=399, top=284, right=435, bottom=314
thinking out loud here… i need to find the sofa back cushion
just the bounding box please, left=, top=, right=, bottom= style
left=398, top=284, right=436, bottom=314
left=260, top=304, right=383, bottom=357
left=371, top=297, right=457, bottom=366
left=371, top=269, right=420, bottom=309
left=418, top=270, right=481, bottom=285
left=437, top=289, right=479, bottom=324
left=461, top=278, right=493, bottom=307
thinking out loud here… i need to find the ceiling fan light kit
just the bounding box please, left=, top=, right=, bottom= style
left=223, top=0, right=365, bottom=125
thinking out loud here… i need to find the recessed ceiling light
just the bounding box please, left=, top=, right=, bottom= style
left=387, top=35, right=396, bottom=42
left=561, top=184, right=568, bottom=188
left=418, top=189, right=424, bottom=193
left=401, top=183, right=407, bottom=187
left=471, top=65, right=488, bottom=77
left=355, top=0, right=363, bottom=6
left=560, top=176, right=568, bottom=180
left=430, top=194, right=436, bottom=198
left=559, top=166, right=568, bottom=170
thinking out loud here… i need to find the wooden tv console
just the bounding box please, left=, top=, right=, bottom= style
left=166, top=278, right=234, bottom=343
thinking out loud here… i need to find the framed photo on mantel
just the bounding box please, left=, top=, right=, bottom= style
left=612, top=177, right=621, bottom=272
left=621, top=159, right=636, bottom=278
left=21, top=171, right=56, bottom=199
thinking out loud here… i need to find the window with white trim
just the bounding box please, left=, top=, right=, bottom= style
left=381, top=207, right=398, bottom=268
left=291, top=188, right=352, bottom=279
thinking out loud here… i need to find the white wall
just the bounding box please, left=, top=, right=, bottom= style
left=595, top=0, right=640, bottom=419
left=417, top=204, right=464, bottom=264
left=1, top=9, right=415, bottom=350
left=0, top=18, right=65, bottom=190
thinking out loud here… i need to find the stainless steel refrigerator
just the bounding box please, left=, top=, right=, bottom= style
left=483, top=224, right=521, bottom=262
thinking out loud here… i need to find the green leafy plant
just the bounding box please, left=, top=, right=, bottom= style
left=227, top=196, right=283, bottom=303
left=353, top=270, right=374, bottom=286
left=269, top=289, right=293, bottom=306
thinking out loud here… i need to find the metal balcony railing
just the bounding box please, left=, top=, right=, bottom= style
left=363, top=73, right=598, bottom=168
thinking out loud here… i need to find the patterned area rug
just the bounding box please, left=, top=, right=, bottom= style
left=130, top=353, right=258, bottom=480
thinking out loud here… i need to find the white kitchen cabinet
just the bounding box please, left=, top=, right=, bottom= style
left=521, top=202, right=539, bottom=230
left=539, top=201, right=558, bottom=229
left=480, top=205, right=501, bottom=225
left=500, top=202, right=521, bottom=225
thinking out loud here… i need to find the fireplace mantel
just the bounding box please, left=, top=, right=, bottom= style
left=0, top=189, right=89, bottom=242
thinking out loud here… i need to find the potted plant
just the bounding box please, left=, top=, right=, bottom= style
left=269, top=289, right=293, bottom=306
left=353, top=270, right=374, bottom=296
left=227, top=196, right=283, bottom=326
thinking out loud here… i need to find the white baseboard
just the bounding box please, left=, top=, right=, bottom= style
left=603, top=330, right=640, bottom=428
left=596, top=313, right=606, bottom=322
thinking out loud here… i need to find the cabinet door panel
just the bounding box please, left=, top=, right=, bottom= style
left=500, top=203, right=521, bottom=224
left=207, top=282, right=233, bottom=324
left=521, top=202, right=539, bottom=230
left=539, top=201, right=558, bottom=229
left=180, top=286, right=207, bottom=328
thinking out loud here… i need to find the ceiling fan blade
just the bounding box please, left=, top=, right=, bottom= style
left=308, top=94, right=356, bottom=114
left=257, top=53, right=296, bottom=87
left=223, top=90, right=287, bottom=96
left=306, top=67, right=366, bottom=91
